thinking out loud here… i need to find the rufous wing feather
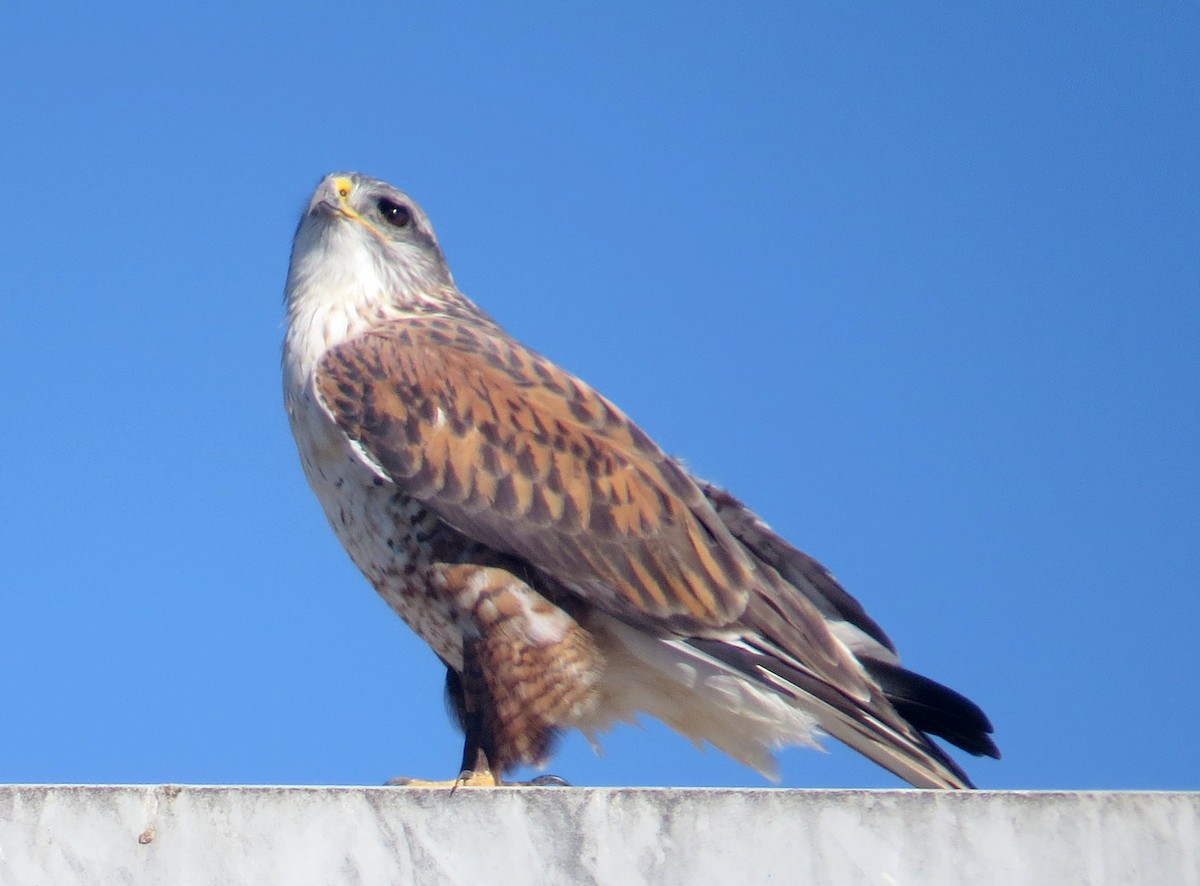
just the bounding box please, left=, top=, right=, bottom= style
left=315, top=315, right=755, bottom=633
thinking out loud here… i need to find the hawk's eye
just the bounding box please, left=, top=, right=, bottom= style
left=377, top=198, right=412, bottom=228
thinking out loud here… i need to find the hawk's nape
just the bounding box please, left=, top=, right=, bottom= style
left=282, top=171, right=999, bottom=789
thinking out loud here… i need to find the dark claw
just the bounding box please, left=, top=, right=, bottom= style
left=524, top=774, right=570, bottom=787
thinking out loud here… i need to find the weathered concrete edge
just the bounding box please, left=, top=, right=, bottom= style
left=0, top=786, right=1196, bottom=886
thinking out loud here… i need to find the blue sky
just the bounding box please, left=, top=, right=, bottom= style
left=1, top=3, right=1196, bottom=791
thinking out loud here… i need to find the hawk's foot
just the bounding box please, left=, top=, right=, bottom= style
left=383, top=770, right=570, bottom=787
left=385, top=768, right=497, bottom=788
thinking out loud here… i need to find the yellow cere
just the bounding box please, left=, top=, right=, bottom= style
left=330, top=176, right=386, bottom=241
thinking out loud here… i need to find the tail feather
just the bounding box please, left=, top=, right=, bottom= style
left=861, top=657, right=1001, bottom=760
left=693, top=477, right=1000, bottom=788
left=689, top=636, right=978, bottom=789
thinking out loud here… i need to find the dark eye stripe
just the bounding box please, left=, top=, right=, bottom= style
left=378, top=198, right=412, bottom=228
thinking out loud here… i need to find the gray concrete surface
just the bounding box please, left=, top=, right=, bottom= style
left=0, top=785, right=1194, bottom=885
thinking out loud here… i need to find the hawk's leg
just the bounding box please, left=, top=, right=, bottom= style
left=387, top=565, right=601, bottom=787
left=450, top=663, right=574, bottom=787
left=382, top=665, right=499, bottom=788
left=449, top=659, right=502, bottom=786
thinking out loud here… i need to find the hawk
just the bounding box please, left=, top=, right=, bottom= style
left=282, top=172, right=999, bottom=788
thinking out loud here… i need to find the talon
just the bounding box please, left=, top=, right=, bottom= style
left=524, top=774, right=570, bottom=787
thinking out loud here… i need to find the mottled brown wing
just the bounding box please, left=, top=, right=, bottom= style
left=314, top=315, right=756, bottom=632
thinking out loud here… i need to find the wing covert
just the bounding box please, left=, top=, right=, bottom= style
left=314, top=315, right=755, bottom=632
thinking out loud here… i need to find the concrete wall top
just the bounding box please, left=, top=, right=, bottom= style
left=0, top=785, right=1195, bottom=885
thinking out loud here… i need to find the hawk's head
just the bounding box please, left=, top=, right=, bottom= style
left=285, top=172, right=454, bottom=320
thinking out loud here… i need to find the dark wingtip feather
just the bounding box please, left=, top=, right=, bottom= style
left=697, top=480, right=897, bottom=653
left=862, top=658, right=1000, bottom=759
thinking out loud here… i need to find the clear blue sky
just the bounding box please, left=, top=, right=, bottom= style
left=1, top=3, right=1196, bottom=791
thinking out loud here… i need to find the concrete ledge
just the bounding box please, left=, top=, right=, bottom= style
left=0, top=786, right=1195, bottom=885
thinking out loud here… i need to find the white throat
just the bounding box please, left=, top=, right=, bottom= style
left=283, top=222, right=395, bottom=394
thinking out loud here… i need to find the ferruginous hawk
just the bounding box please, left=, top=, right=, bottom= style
left=282, top=172, right=999, bottom=788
